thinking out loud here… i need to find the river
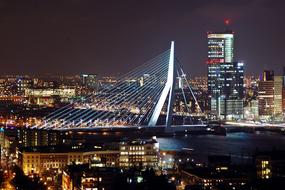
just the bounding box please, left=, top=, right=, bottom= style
left=157, top=131, right=285, bottom=163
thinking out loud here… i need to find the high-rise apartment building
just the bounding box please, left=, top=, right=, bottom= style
left=207, top=31, right=244, bottom=120
left=258, top=71, right=284, bottom=118
left=282, top=67, right=285, bottom=113
left=81, top=74, right=98, bottom=89
left=274, top=76, right=283, bottom=115
left=16, top=77, right=32, bottom=95
left=261, top=70, right=274, bottom=81
left=258, top=71, right=275, bottom=117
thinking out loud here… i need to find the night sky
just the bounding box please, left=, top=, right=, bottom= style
left=0, top=0, right=284, bottom=77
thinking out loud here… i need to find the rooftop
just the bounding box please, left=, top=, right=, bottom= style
left=19, top=144, right=118, bottom=153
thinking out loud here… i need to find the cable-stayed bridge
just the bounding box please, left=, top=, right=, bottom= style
left=38, top=42, right=204, bottom=130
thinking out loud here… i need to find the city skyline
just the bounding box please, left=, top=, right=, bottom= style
left=0, top=0, right=284, bottom=77
left=1, top=1, right=285, bottom=190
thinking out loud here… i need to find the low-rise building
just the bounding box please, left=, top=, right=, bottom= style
left=119, top=139, right=159, bottom=168
left=62, top=164, right=120, bottom=190
left=19, top=128, right=62, bottom=147
left=181, top=167, right=249, bottom=189
left=17, top=145, right=120, bottom=176
left=17, top=138, right=160, bottom=176
left=255, top=150, right=285, bottom=179
left=25, top=88, right=76, bottom=106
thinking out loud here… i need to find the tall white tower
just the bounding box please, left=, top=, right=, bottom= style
left=148, top=41, right=176, bottom=128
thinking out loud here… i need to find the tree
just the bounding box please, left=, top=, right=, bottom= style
left=11, top=165, right=46, bottom=190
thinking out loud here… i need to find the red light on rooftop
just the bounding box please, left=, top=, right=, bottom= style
left=224, top=18, right=231, bottom=26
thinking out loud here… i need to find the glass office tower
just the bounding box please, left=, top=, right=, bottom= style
left=207, top=31, right=244, bottom=120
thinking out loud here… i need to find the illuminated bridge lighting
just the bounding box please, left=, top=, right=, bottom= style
left=36, top=42, right=203, bottom=130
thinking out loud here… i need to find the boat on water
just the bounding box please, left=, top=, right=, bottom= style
left=207, top=121, right=227, bottom=136
left=182, top=147, right=194, bottom=151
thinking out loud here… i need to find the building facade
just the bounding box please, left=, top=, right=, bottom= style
left=24, top=88, right=76, bottom=106
left=62, top=164, right=120, bottom=190
left=81, top=74, right=98, bottom=89
left=258, top=80, right=274, bottom=117
left=258, top=71, right=283, bottom=118
left=18, top=139, right=160, bottom=176
left=17, top=146, right=120, bottom=176
left=119, top=139, right=159, bottom=168
left=207, top=31, right=244, bottom=120
left=274, top=76, right=283, bottom=115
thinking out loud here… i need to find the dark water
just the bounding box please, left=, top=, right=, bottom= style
left=157, top=132, right=285, bottom=163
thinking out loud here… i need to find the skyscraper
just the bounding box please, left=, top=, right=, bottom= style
left=207, top=31, right=244, bottom=120
left=273, top=76, right=283, bottom=115
left=261, top=70, right=274, bottom=81
left=207, top=32, right=234, bottom=64
left=258, top=71, right=274, bottom=117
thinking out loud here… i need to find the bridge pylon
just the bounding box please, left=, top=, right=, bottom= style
left=148, top=41, right=176, bottom=128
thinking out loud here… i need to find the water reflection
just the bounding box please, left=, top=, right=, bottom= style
left=157, top=132, right=285, bottom=163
